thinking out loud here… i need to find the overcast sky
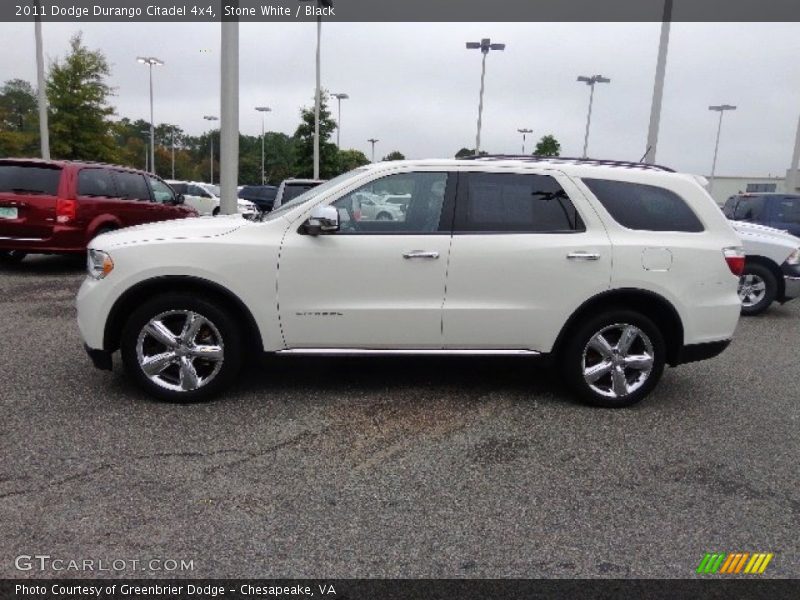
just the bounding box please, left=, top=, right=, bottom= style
left=1, top=21, right=798, bottom=176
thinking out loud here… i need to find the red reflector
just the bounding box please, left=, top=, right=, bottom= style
left=723, top=247, right=745, bottom=276
left=56, top=198, right=77, bottom=223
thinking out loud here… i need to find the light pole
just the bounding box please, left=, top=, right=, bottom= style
left=171, top=130, right=177, bottom=180
left=34, top=0, right=49, bottom=160
left=203, top=115, right=219, bottom=184
left=644, top=0, right=673, bottom=164
left=140, top=129, right=150, bottom=171
left=368, top=138, right=379, bottom=162
left=577, top=74, right=611, bottom=158
left=331, top=93, right=349, bottom=149
left=789, top=112, right=800, bottom=194
left=136, top=56, right=164, bottom=174
left=708, top=104, right=737, bottom=195
left=466, top=38, right=505, bottom=155
left=255, top=106, right=272, bottom=185
left=518, top=128, right=533, bottom=154
left=312, top=0, right=334, bottom=180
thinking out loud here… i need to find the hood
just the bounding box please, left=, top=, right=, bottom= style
left=92, top=215, right=247, bottom=248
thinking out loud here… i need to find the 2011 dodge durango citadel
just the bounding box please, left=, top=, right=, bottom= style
left=77, top=157, right=744, bottom=407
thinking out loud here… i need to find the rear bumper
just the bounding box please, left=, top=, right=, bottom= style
left=673, top=339, right=731, bottom=366
left=84, top=344, right=113, bottom=371
left=0, top=227, right=85, bottom=254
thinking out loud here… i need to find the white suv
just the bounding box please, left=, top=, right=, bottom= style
left=77, top=158, right=744, bottom=407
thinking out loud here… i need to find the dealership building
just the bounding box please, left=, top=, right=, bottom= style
left=706, top=169, right=799, bottom=205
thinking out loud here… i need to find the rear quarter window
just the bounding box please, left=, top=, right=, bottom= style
left=0, top=163, right=61, bottom=196
left=583, top=178, right=704, bottom=233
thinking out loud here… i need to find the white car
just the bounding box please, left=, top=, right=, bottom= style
left=167, top=180, right=258, bottom=217
left=350, top=191, right=405, bottom=221
left=78, top=158, right=743, bottom=408
left=730, top=220, right=800, bottom=315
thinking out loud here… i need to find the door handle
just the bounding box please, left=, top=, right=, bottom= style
left=403, top=250, right=440, bottom=260
left=567, top=251, right=601, bottom=261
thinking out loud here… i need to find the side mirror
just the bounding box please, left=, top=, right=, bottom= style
left=303, top=205, right=339, bottom=236
left=174, top=193, right=185, bottom=205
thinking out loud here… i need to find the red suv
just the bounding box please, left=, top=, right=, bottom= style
left=0, top=159, right=197, bottom=262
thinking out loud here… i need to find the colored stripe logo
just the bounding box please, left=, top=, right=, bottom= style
left=696, top=552, right=773, bottom=574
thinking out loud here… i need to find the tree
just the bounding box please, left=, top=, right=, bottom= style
left=0, top=79, right=38, bottom=132
left=383, top=150, right=405, bottom=161
left=533, top=134, right=561, bottom=157
left=455, top=147, right=487, bottom=158
left=47, top=33, right=116, bottom=162
left=337, top=149, right=370, bottom=174
left=293, top=91, right=338, bottom=179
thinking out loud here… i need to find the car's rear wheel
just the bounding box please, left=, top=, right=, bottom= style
left=212, top=207, right=220, bottom=217
left=561, top=310, right=666, bottom=408
left=120, top=293, right=243, bottom=403
left=738, top=263, right=776, bottom=316
left=0, top=250, right=27, bottom=264
left=376, top=212, right=393, bottom=221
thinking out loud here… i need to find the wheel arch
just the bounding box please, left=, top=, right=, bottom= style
left=103, top=276, right=263, bottom=355
left=552, top=288, right=685, bottom=367
left=744, top=255, right=784, bottom=300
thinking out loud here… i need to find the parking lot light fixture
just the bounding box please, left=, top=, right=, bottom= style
left=708, top=104, right=737, bottom=194
left=518, top=128, right=533, bottom=154
left=203, top=115, right=219, bottom=184
left=577, top=74, right=611, bottom=159
left=466, top=38, right=506, bottom=155
left=255, top=106, right=272, bottom=185
left=368, top=138, right=379, bottom=162
left=331, top=93, right=349, bottom=149
left=137, top=56, right=164, bottom=174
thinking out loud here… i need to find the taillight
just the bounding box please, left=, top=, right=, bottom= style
left=723, top=246, right=745, bottom=276
left=56, top=198, right=77, bottom=224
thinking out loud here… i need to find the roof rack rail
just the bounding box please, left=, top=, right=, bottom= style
left=462, top=154, right=675, bottom=173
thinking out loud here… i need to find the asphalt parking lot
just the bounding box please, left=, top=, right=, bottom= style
left=1, top=255, right=798, bottom=579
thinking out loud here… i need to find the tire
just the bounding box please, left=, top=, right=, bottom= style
left=212, top=207, right=220, bottom=217
left=738, top=263, right=777, bottom=316
left=0, top=250, right=27, bottom=264
left=120, top=293, right=244, bottom=403
left=561, top=310, right=666, bottom=408
left=376, top=212, right=393, bottom=221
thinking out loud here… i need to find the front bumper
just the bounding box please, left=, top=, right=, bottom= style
left=781, top=262, right=800, bottom=302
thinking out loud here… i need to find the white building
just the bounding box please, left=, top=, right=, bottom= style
left=706, top=170, right=799, bottom=205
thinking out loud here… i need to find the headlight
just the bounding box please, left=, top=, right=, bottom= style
left=87, top=249, right=114, bottom=279
left=787, top=248, right=800, bottom=266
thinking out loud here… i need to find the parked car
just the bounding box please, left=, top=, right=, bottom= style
left=723, top=193, right=800, bottom=237
left=0, top=159, right=196, bottom=263
left=166, top=180, right=258, bottom=217
left=350, top=191, right=405, bottom=221
left=273, top=178, right=325, bottom=210
left=729, top=220, right=800, bottom=315
left=78, top=157, right=743, bottom=408
left=238, top=185, right=278, bottom=212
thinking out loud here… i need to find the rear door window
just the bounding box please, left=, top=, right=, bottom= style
left=733, top=196, right=766, bottom=221
left=583, top=178, right=704, bottom=232
left=454, top=172, right=583, bottom=233
left=77, top=168, right=116, bottom=197
left=0, top=163, right=61, bottom=196
left=113, top=171, right=151, bottom=201
left=774, top=197, right=800, bottom=224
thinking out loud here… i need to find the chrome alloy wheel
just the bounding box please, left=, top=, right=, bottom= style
left=582, top=323, right=655, bottom=399
left=738, top=273, right=767, bottom=308
left=136, top=310, right=224, bottom=392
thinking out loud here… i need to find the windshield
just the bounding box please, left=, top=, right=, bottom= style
left=265, top=169, right=369, bottom=220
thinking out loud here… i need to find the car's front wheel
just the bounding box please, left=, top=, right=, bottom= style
left=120, top=293, right=243, bottom=403
left=562, top=310, right=666, bottom=408
left=738, top=263, right=776, bottom=316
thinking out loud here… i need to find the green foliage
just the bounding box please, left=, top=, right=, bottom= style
left=455, top=147, right=487, bottom=158
left=337, top=149, right=370, bottom=174
left=293, top=91, right=339, bottom=179
left=383, top=150, right=405, bottom=161
left=0, top=79, right=38, bottom=133
left=533, top=134, right=561, bottom=157
left=47, top=33, right=116, bottom=161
